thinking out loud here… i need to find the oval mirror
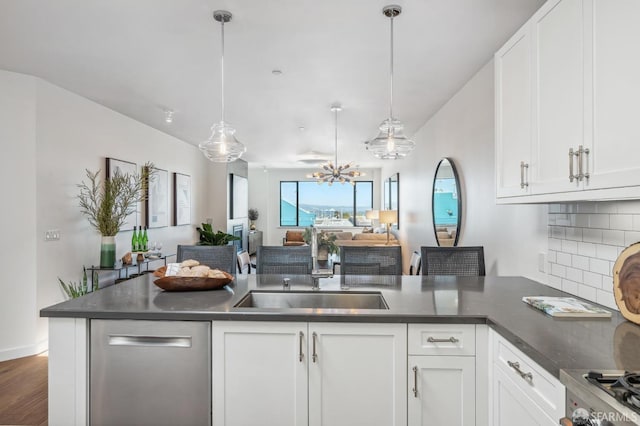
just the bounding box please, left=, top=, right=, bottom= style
left=432, top=158, right=461, bottom=247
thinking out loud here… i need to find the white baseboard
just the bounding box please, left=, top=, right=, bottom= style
left=0, top=339, right=48, bottom=362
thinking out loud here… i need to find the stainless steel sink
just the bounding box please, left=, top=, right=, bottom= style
left=234, top=291, right=389, bottom=310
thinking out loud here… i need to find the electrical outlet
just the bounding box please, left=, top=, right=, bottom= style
left=538, top=252, right=546, bottom=273
left=45, top=229, right=60, bottom=241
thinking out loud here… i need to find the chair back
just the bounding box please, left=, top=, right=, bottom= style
left=256, top=246, right=312, bottom=274
left=340, top=246, right=402, bottom=276
left=237, top=250, right=252, bottom=274
left=420, top=246, right=485, bottom=276
left=409, top=251, right=421, bottom=275
left=176, top=245, right=237, bottom=274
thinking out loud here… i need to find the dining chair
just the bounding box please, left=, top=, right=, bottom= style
left=420, top=246, right=485, bottom=276
left=236, top=250, right=252, bottom=274
left=409, top=251, right=421, bottom=275
left=340, top=246, right=402, bottom=276
left=176, top=245, right=237, bottom=274
left=256, top=246, right=312, bottom=275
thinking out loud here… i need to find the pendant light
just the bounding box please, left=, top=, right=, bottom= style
left=199, top=10, right=246, bottom=163
left=308, top=103, right=363, bottom=186
left=365, top=5, right=415, bottom=160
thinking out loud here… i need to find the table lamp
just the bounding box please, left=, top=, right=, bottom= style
left=365, top=209, right=379, bottom=227
left=379, top=210, right=398, bottom=245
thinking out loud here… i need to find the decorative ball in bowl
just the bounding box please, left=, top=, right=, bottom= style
left=153, top=261, right=233, bottom=292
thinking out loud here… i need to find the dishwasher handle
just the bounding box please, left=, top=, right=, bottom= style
left=108, top=335, right=192, bottom=348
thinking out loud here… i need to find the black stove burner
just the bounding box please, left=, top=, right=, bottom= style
left=586, top=371, right=640, bottom=413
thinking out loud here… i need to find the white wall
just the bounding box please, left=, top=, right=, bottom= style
left=0, top=70, right=227, bottom=361
left=381, top=61, right=549, bottom=280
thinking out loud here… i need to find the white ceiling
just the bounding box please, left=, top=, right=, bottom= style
left=0, top=0, right=544, bottom=168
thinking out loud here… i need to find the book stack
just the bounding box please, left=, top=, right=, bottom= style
left=522, top=296, right=612, bottom=318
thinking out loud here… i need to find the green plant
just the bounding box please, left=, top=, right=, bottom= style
left=302, top=227, right=339, bottom=255
left=58, top=267, right=99, bottom=299
left=196, top=223, right=241, bottom=246
left=77, top=162, right=155, bottom=236
left=248, top=208, right=259, bottom=221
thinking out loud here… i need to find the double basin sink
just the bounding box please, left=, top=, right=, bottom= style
left=234, top=290, right=389, bottom=310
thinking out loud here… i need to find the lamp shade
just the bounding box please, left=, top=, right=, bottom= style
left=365, top=210, right=380, bottom=220
left=379, top=210, right=398, bottom=224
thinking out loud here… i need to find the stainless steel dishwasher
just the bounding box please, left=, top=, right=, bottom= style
left=90, top=319, right=211, bottom=426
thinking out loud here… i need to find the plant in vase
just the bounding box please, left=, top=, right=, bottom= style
left=77, top=162, right=155, bottom=268
left=248, top=208, right=259, bottom=231
left=195, top=223, right=241, bottom=246
left=303, top=227, right=339, bottom=261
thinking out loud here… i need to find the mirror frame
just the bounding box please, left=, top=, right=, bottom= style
left=383, top=173, right=399, bottom=230
left=432, top=158, right=461, bottom=246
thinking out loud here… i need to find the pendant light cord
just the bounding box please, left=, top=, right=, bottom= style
left=334, top=107, right=339, bottom=166
left=220, top=18, right=225, bottom=123
left=389, top=14, right=394, bottom=120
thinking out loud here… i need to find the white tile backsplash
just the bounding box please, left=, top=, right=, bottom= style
left=546, top=201, right=640, bottom=312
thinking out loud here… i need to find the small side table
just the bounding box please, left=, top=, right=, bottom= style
left=248, top=231, right=263, bottom=256
left=86, top=253, right=176, bottom=289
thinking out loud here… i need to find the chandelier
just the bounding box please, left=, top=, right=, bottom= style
left=199, top=10, right=246, bottom=163
left=365, top=5, right=415, bottom=160
left=308, top=104, right=363, bottom=185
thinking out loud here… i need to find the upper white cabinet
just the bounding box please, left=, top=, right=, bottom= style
left=495, top=0, right=640, bottom=202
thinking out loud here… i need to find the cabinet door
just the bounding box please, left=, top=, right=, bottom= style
left=532, top=0, right=586, bottom=194
left=212, top=322, right=308, bottom=426
left=308, top=323, right=407, bottom=426
left=587, top=0, right=640, bottom=190
left=408, top=356, right=475, bottom=426
left=495, top=24, right=533, bottom=198
left=492, top=366, right=557, bottom=426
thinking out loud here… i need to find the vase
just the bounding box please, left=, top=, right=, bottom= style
left=100, top=235, right=116, bottom=268
left=317, top=246, right=329, bottom=261
left=250, top=221, right=256, bottom=231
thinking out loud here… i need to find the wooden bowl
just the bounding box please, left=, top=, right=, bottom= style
left=153, top=270, right=234, bottom=291
left=613, top=242, right=640, bottom=325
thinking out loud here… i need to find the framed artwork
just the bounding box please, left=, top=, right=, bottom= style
left=229, top=174, right=248, bottom=219
left=106, top=157, right=140, bottom=230
left=145, top=167, right=169, bottom=228
left=173, top=172, right=191, bottom=226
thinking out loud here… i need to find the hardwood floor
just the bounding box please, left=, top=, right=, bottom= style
left=0, top=353, right=48, bottom=426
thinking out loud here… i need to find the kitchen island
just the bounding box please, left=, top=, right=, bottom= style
left=41, top=273, right=638, bottom=425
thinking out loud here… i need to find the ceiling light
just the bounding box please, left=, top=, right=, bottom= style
left=365, top=5, right=415, bottom=160
left=272, top=69, right=283, bottom=75
left=199, top=10, right=246, bottom=163
left=307, top=103, right=364, bottom=186
left=164, top=109, right=174, bottom=124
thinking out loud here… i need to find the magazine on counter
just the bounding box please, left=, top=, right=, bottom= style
left=522, top=296, right=612, bottom=318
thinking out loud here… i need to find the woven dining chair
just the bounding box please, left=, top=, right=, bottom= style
left=339, top=246, right=402, bottom=276
left=256, top=246, right=312, bottom=275
left=420, top=246, right=485, bottom=276
left=176, top=245, right=237, bottom=274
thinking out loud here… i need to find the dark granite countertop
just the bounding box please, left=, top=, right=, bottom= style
left=41, top=274, right=640, bottom=378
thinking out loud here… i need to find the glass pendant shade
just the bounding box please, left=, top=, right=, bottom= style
left=199, top=121, right=246, bottom=162
left=366, top=117, right=415, bottom=159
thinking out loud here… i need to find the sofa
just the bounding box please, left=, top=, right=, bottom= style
left=332, top=231, right=398, bottom=246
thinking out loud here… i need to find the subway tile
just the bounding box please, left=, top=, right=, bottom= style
left=567, top=203, right=578, bottom=213
left=602, top=230, right=625, bottom=246
left=574, top=214, right=589, bottom=227
left=547, top=275, right=562, bottom=290
left=561, top=279, right=579, bottom=296
left=616, top=200, right=640, bottom=214
left=547, top=250, right=557, bottom=263
left=577, top=202, right=597, bottom=213
left=610, top=214, right=632, bottom=230
left=596, top=289, right=618, bottom=311
left=557, top=252, right=572, bottom=266
left=583, top=271, right=603, bottom=288
left=577, top=242, right=597, bottom=257
left=589, top=214, right=610, bottom=229
left=561, top=240, right=578, bottom=254
left=551, top=226, right=566, bottom=239
left=590, top=258, right=611, bottom=276
left=583, top=229, right=603, bottom=243
left=549, top=238, right=562, bottom=251
left=601, top=273, right=615, bottom=291
left=596, top=244, right=620, bottom=261
left=596, top=202, right=618, bottom=214
left=577, top=284, right=597, bottom=302
left=551, top=263, right=566, bottom=278
left=571, top=254, right=589, bottom=271
left=625, top=231, right=640, bottom=247
left=548, top=215, right=556, bottom=225
left=555, top=214, right=571, bottom=226
left=566, top=266, right=583, bottom=283
left=565, top=227, right=583, bottom=241
left=632, top=215, right=640, bottom=231
left=549, top=204, right=566, bottom=213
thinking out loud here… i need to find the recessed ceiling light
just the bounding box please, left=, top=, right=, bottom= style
left=272, top=69, right=283, bottom=75
left=164, top=109, right=174, bottom=124
left=298, top=126, right=305, bottom=131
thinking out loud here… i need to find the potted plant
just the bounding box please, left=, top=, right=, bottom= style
left=196, top=223, right=241, bottom=246
left=303, top=227, right=339, bottom=261
left=77, top=162, right=155, bottom=268
left=248, top=208, right=259, bottom=230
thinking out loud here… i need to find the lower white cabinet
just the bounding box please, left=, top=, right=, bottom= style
left=408, top=355, right=475, bottom=426
left=492, top=367, right=557, bottom=425
left=212, top=321, right=407, bottom=426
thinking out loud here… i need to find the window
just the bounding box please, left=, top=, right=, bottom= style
left=280, top=181, right=373, bottom=227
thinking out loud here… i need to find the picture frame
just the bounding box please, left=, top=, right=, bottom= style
left=106, top=157, right=140, bottom=230
left=145, top=167, right=169, bottom=228
left=229, top=174, right=248, bottom=219
left=173, top=172, right=191, bottom=226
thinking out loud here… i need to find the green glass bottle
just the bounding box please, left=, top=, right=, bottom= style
left=142, top=226, right=148, bottom=252
left=131, top=226, right=138, bottom=252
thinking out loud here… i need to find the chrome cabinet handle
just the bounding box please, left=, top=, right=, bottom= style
left=507, top=360, right=533, bottom=382
left=299, top=331, right=304, bottom=362
left=580, top=145, right=590, bottom=182
left=569, top=148, right=576, bottom=182
left=427, top=336, right=459, bottom=343
left=520, top=161, right=529, bottom=189
left=312, top=332, right=318, bottom=363
left=412, top=366, right=418, bottom=398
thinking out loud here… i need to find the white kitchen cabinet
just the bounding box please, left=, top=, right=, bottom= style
left=213, top=321, right=407, bottom=426
left=408, top=355, right=475, bottom=426
left=308, top=322, right=407, bottom=426
left=212, top=322, right=308, bottom=426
